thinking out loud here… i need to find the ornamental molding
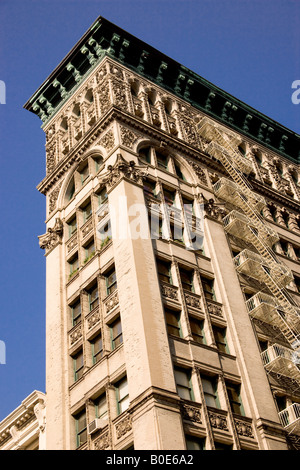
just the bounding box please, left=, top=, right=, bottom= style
left=234, top=417, right=254, bottom=439
left=115, top=414, right=132, bottom=439
left=38, top=218, right=63, bottom=253
left=208, top=410, right=229, bottom=431
left=48, top=181, right=62, bottom=214
left=94, top=431, right=110, bottom=450
left=98, top=128, right=115, bottom=151
left=185, top=158, right=208, bottom=186
left=199, top=194, right=227, bottom=222
left=119, top=125, right=140, bottom=149
left=33, top=402, right=46, bottom=433
left=181, top=403, right=202, bottom=424
left=102, top=153, right=148, bottom=192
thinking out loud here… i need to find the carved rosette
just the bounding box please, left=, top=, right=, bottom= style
left=94, top=431, right=110, bottom=450
left=181, top=403, right=202, bottom=423
left=102, top=153, right=148, bottom=192
left=38, top=218, right=63, bottom=254
left=115, top=414, right=132, bottom=439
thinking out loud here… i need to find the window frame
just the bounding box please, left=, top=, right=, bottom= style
left=115, top=377, right=129, bottom=415
left=91, top=333, right=103, bottom=364
left=174, top=368, right=195, bottom=401
left=110, top=317, right=123, bottom=350
left=75, top=410, right=87, bottom=448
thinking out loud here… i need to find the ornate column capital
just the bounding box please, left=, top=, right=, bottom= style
left=38, top=218, right=63, bottom=254
left=102, top=153, right=148, bottom=192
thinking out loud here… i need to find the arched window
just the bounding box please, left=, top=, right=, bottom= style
left=281, top=211, right=290, bottom=229
left=174, top=161, right=186, bottom=181
left=85, top=89, right=94, bottom=103
left=66, top=177, right=75, bottom=202
left=60, top=117, right=68, bottom=131
left=139, top=147, right=151, bottom=164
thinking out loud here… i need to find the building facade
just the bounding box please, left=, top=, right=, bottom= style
left=23, top=17, right=300, bottom=450
left=0, top=391, right=46, bottom=450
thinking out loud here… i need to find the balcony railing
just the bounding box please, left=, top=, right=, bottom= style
left=278, top=403, right=300, bottom=434
left=213, top=178, right=266, bottom=212
left=206, top=141, right=253, bottom=176
left=223, top=210, right=279, bottom=247
left=246, top=292, right=300, bottom=330
left=261, top=343, right=300, bottom=381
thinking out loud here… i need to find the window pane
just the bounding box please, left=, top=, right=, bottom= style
left=186, top=437, right=205, bottom=450
left=202, top=377, right=218, bottom=408
left=111, top=319, right=123, bottom=349
left=157, top=260, right=172, bottom=284
left=190, top=318, right=205, bottom=344
left=96, top=395, right=107, bottom=419
left=71, top=301, right=81, bottom=325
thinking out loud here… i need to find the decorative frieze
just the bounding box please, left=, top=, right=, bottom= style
left=104, top=289, right=119, bottom=316
left=94, top=431, right=110, bottom=450
left=181, top=403, right=202, bottom=424
left=234, top=417, right=254, bottom=439
left=184, top=292, right=201, bottom=309
left=160, top=282, right=179, bottom=301
left=111, top=78, right=128, bottom=112
left=208, top=410, right=229, bottom=431
left=38, top=218, right=63, bottom=254
left=86, top=308, right=101, bottom=330
left=186, top=159, right=208, bottom=186
left=81, top=219, right=93, bottom=239
left=120, top=126, right=139, bottom=149
left=98, top=129, right=115, bottom=151
left=48, top=182, right=62, bottom=214
left=69, top=324, right=82, bottom=347
left=115, top=414, right=132, bottom=439
left=206, top=301, right=223, bottom=318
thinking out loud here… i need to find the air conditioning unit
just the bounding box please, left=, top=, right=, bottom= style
left=88, top=418, right=107, bottom=435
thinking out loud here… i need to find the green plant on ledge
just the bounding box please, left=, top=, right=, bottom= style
left=100, top=236, right=111, bottom=249
left=83, top=251, right=95, bottom=264
left=69, top=268, right=79, bottom=279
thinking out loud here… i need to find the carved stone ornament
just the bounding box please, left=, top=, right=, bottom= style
left=207, top=301, right=223, bottom=318
left=160, top=283, right=179, bottom=301
left=87, top=308, right=100, bottom=329
left=120, top=126, right=139, bottom=149
left=208, top=410, right=229, bottom=431
left=186, top=159, right=208, bottom=185
left=33, top=402, right=46, bottom=433
left=115, top=414, right=132, bottom=439
left=94, top=431, right=110, bottom=450
left=234, top=418, right=254, bottom=438
left=48, top=181, right=62, bottom=214
left=102, top=153, right=148, bottom=191
left=181, top=403, right=202, bottom=423
left=98, top=129, right=115, bottom=151
left=199, top=194, right=227, bottom=221
left=38, top=218, right=63, bottom=253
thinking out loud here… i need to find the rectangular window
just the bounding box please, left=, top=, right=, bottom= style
left=165, top=308, right=182, bottom=338
left=83, top=202, right=92, bottom=223
left=226, top=383, right=244, bottom=416
left=88, top=284, right=99, bottom=311
left=75, top=410, right=87, bottom=447
left=70, top=299, right=81, bottom=326
left=84, top=240, right=95, bottom=263
left=174, top=368, right=194, bottom=401
left=185, top=436, right=205, bottom=450
left=202, top=376, right=220, bottom=408
left=139, top=147, right=151, bottom=164
left=143, top=180, right=157, bottom=198
left=157, top=259, right=172, bottom=284
left=73, top=350, right=84, bottom=382
left=68, top=217, right=77, bottom=238
left=80, top=164, right=89, bottom=184
left=98, top=187, right=108, bottom=206
left=201, top=276, right=216, bottom=301
left=95, top=393, right=108, bottom=420
left=180, top=269, right=194, bottom=292
left=212, top=326, right=229, bottom=354
left=156, top=151, right=169, bottom=170
left=91, top=333, right=103, bottom=364
left=94, top=156, right=103, bottom=173
left=190, top=317, right=206, bottom=344
left=116, top=377, right=129, bottom=415
left=110, top=318, right=123, bottom=350
left=182, top=197, right=195, bottom=218
left=105, top=268, right=117, bottom=296
left=69, top=255, right=79, bottom=277
left=163, top=187, right=176, bottom=206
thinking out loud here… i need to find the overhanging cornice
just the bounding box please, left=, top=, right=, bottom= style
left=24, top=16, right=300, bottom=164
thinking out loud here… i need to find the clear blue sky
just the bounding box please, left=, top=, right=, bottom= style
left=0, top=0, right=299, bottom=421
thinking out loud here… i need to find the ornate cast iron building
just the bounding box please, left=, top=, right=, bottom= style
left=23, top=16, right=300, bottom=450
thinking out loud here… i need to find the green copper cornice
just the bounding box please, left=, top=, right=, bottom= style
left=24, top=16, right=300, bottom=164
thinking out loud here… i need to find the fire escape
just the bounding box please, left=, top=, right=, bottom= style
left=195, top=117, right=300, bottom=437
